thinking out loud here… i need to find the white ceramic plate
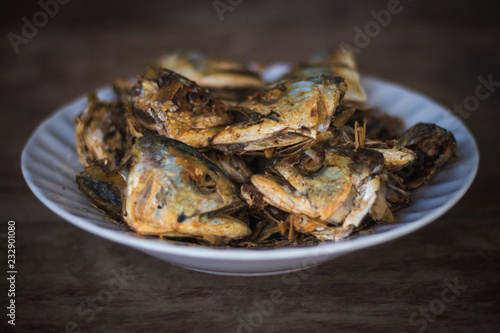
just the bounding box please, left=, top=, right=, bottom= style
left=21, top=76, right=479, bottom=276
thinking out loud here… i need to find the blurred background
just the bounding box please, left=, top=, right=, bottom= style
left=1, top=0, right=500, bottom=332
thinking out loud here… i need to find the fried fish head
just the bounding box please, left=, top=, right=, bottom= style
left=287, top=45, right=367, bottom=105
left=155, top=51, right=265, bottom=107
left=397, top=122, right=457, bottom=189
left=123, top=136, right=250, bottom=242
left=155, top=50, right=264, bottom=90
left=250, top=147, right=392, bottom=240
left=126, top=69, right=233, bottom=148
left=212, top=75, right=347, bottom=154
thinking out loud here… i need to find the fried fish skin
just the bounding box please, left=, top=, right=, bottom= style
left=123, top=136, right=250, bottom=241
left=370, top=146, right=416, bottom=171
left=248, top=147, right=393, bottom=241
left=156, top=50, right=264, bottom=90
left=76, top=159, right=127, bottom=220
left=211, top=75, right=347, bottom=154
left=125, top=69, right=233, bottom=148
left=285, top=45, right=366, bottom=105
left=155, top=51, right=265, bottom=106
left=74, top=93, right=128, bottom=168
left=397, top=122, right=457, bottom=189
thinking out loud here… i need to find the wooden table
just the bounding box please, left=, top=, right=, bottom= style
left=2, top=1, right=499, bottom=332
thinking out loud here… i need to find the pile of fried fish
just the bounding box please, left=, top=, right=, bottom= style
left=75, top=46, right=457, bottom=247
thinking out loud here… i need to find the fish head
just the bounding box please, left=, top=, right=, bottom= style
left=127, top=69, right=231, bottom=144
left=211, top=75, right=347, bottom=154
left=123, top=136, right=249, bottom=241
left=251, top=147, right=384, bottom=222
left=155, top=51, right=264, bottom=90
left=397, top=122, right=457, bottom=188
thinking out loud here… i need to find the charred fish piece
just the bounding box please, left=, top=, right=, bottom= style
left=397, top=122, right=457, bottom=189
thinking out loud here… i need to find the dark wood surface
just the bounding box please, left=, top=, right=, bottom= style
left=1, top=1, right=500, bottom=332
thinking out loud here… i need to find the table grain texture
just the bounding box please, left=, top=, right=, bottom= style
left=1, top=0, right=500, bottom=332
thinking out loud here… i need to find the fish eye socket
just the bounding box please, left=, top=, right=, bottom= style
left=188, top=90, right=207, bottom=105
left=300, top=156, right=324, bottom=174
left=197, top=172, right=217, bottom=194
